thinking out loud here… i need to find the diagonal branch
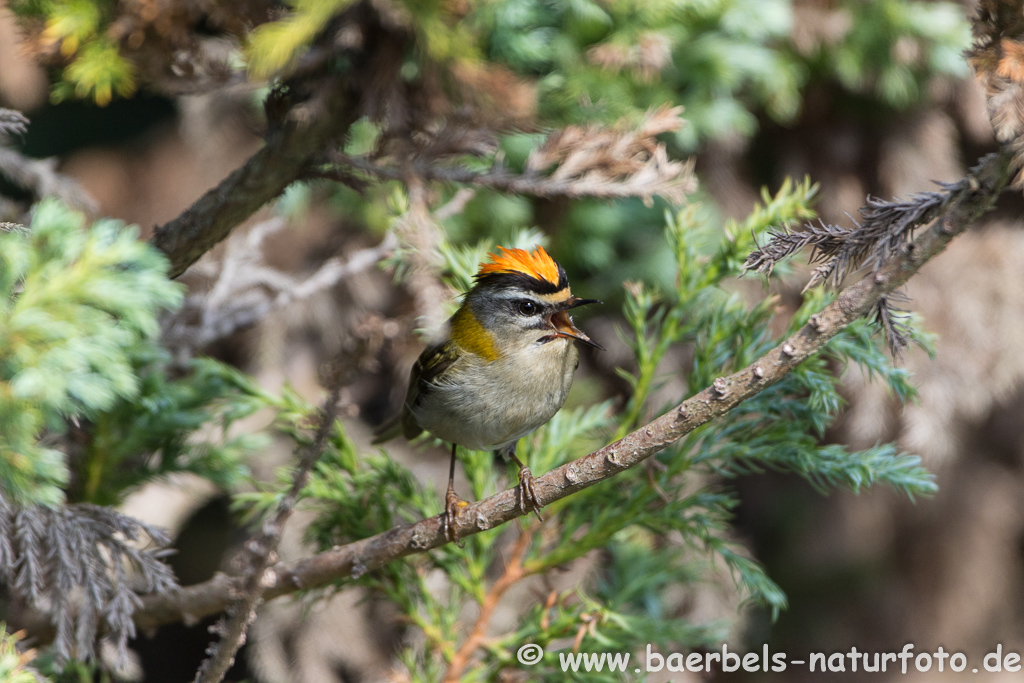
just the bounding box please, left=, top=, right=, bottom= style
left=131, top=146, right=1017, bottom=633
left=148, top=3, right=414, bottom=280
left=150, top=79, right=358, bottom=279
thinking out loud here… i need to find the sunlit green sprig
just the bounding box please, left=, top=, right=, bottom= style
left=0, top=200, right=278, bottom=507
left=0, top=200, right=180, bottom=504
left=0, top=624, right=45, bottom=683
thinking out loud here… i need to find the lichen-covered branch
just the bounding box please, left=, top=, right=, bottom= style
left=132, top=146, right=1016, bottom=633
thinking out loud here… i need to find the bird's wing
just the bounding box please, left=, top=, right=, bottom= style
left=373, top=338, right=461, bottom=443
left=408, top=337, right=460, bottom=399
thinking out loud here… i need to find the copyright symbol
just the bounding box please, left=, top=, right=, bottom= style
left=517, top=643, right=544, bottom=666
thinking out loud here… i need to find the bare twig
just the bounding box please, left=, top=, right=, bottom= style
left=323, top=151, right=695, bottom=204
left=149, top=43, right=688, bottom=279
left=434, top=188, right=477, bottom=221
left=191, top=388, right=343, bottom=683
left=443, top=528, right=534, bottom=682
left=163, top=223, right=398, bottom=352
left=132, top=147, right=1017, bottom=634
left=0, top=108, right=96, bottom=212
left=319, top=105, right=695, bottom=205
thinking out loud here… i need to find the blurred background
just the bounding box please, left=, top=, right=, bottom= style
left=2, top=0, right=1024, bottom=681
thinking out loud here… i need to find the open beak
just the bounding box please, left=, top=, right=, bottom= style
left=550, top=298, right=604, bottom=350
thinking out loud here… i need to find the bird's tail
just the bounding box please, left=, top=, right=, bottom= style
left=371, top=414, right=404, bottom=444
left=372, top=410, right=422, bottom=445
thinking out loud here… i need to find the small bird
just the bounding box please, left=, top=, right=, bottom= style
left=376, top=245, right=601, bottom=542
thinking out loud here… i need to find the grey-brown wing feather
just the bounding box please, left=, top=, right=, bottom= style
left=374, top=338, right=460, bottom=443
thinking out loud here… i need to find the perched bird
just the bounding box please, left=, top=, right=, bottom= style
left=376, top=245, right=601, bottom=542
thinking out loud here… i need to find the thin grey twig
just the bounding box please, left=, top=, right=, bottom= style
left=0, top=108, right=96, bottom=212
left=164, top=224, right=397, bottom=352
left=434, top=188, right=477, bottom=221
left=322, top=151, right=695, bottom=203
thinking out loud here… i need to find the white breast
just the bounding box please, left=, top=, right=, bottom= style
left=412, top=338, right=579, bottom=451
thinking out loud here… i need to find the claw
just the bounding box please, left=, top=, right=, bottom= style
left=517, top=467, right=544, bottom=522
left=444, top=488, right=467, bottom=546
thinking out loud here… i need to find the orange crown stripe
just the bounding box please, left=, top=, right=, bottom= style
left=477, top=245, right=562, bottom=286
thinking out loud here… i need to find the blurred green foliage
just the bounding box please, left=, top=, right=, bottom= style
left=10, top=0, right=969, bottom=119
left=0, top=201, right=269, bottom=507
left=9, top=0, right=134, bottom=105
left=0, top=624, right=45, bottom=683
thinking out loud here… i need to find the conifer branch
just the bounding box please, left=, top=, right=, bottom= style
left=0, top=500, right=176, bottom=666
left=744, top=184, right=957, bottom=289
left=132, top=146, right=1017, bottom=634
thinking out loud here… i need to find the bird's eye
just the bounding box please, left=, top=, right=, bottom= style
left=516, top=300, right=537, bottom=316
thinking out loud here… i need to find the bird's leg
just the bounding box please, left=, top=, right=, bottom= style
left=507, top=446, right=544, bottom=522
left=444, top=443, right=467, bottom=545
